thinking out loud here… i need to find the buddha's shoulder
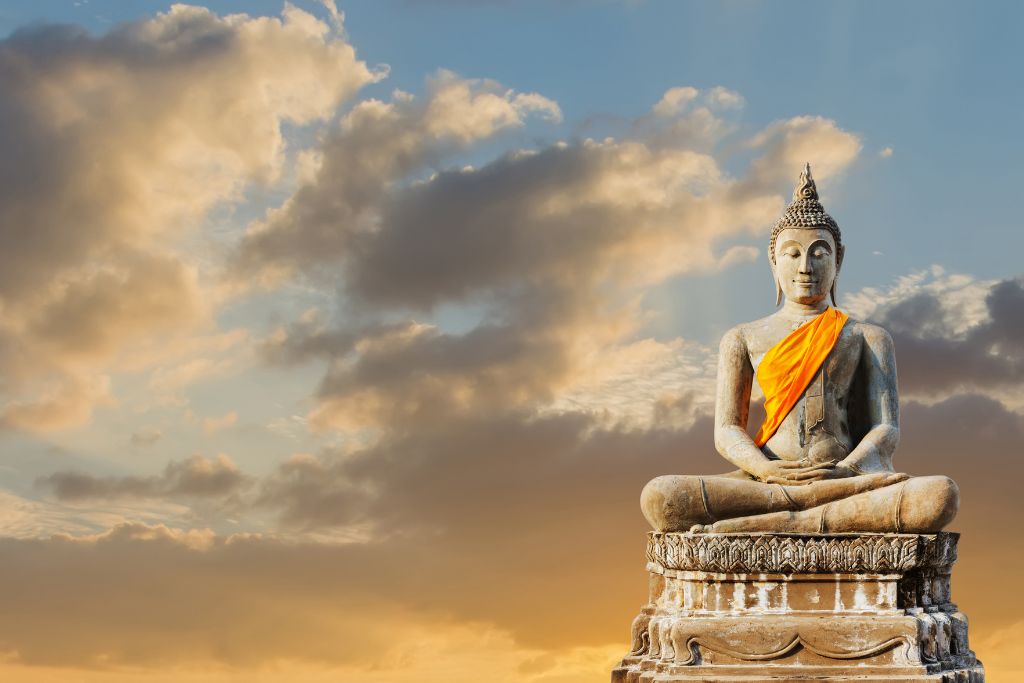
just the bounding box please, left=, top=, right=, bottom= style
left=720, top=314, right=777, bottom=348
left=841, top=317, right=894, bottom=348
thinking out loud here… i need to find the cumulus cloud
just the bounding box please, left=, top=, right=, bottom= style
left=232, top=69, right=560, bottom=284
left=652, top=86, right=700, bottom=116
left=746, top=115, right=863, bottom=191
left=845, top=269, right=1024, bottom=402
left=246, top=85, right=861, bottom=430
left=0, top=4, right=380, bottom=429
left=652, top=85, right=743, bottom=118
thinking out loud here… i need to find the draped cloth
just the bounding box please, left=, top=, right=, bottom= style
left=753, top=308, right=849, bottom=447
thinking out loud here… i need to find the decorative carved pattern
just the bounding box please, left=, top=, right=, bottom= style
left=647, top=532, right=958, bottom=574
left=673, top=633, right=910, bottom=666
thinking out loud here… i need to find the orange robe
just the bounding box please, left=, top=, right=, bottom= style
left=753, top=308, right=849, bottom=447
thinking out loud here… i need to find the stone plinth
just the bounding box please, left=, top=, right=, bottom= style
left=612, top=532, right=984, bottom=682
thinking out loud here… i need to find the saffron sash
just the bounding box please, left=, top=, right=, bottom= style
left=753, top=308, right=849, bottom=447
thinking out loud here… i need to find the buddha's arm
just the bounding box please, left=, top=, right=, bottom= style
left=713, top=328, right=775, bottom=476
left=839, top=326, right=899, bottom=474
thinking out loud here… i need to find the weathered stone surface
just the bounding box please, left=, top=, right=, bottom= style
left=611, top=532, right=983, bottom=682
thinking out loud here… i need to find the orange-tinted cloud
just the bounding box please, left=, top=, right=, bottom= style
left=0, top=4, right=380, bottom=430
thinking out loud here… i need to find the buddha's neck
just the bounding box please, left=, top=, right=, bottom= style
left=781, top=299, right=831, bottom=319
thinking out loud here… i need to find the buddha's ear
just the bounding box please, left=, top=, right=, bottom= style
left=770, top=249, right=783, bottom=307
left=831, top=245, right=845, bottom=306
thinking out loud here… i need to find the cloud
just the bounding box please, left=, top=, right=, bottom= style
left=652, top=86, right=699, bottom=116
left=746, top=115, right=863, bottom=192
left=250, top=409, right=728, bottom=650
left=246, top=87, right=861, bottom=430
left=0, top=520, right=628, bottom=677
left=1, top=394, right=1021, bottom=674
left=0, top=489, right=190, bottom=539
left=652, top=85, right=743, bottom=118
left=0, top=4, right=380, bottom=429
left=845, top=269, right=1024, bottom=403
left=0, top=373, right=114, bottom=432
left=37, top=454, right=248, bottom=502
left=231, top=69, right=560, bottom=285
left=242, top=390, right=1022, bottom=655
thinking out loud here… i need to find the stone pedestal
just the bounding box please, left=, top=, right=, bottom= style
left=612, top=532, right=984, bottom=682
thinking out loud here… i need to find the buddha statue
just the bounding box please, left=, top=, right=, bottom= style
left=641, top=164, right=959, bottom=534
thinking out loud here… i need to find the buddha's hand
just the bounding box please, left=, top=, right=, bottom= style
left=750, top=460, right=834, bottom=486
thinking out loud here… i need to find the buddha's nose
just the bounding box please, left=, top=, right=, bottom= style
left=798, top=254, right=813, bottom=273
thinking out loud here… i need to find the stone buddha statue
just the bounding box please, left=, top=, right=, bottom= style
left=641, top=164, right=959, bottom=535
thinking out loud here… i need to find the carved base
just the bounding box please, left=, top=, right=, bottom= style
left=611, top=532, right=984, bottom=682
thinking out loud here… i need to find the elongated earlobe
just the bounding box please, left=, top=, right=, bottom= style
left=774, top=275, right=783, bottom=306
left=831, top=246, right=844, bottom=306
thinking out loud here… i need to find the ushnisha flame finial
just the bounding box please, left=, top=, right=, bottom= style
left=794, top=162, right=819, bottom=201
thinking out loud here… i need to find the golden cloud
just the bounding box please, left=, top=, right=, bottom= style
left=0, top=4, right=380, bottom=430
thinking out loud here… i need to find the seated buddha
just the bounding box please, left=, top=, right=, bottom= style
left=641, top=164, right=959, bottom=534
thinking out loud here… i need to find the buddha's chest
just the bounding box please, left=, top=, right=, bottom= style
left=749, top=325, right=865, bottom=461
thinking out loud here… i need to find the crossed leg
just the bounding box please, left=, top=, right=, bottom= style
left=641, top=471, right=958, bottom=534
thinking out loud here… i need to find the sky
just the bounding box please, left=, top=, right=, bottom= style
left=0, top=0, right=1021, bottom=680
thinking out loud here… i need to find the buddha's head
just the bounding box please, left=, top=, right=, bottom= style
left=769, top=164, right=845, bottom=306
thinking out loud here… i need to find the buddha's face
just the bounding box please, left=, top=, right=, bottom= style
left=772, top=227, right=838, bottom=305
